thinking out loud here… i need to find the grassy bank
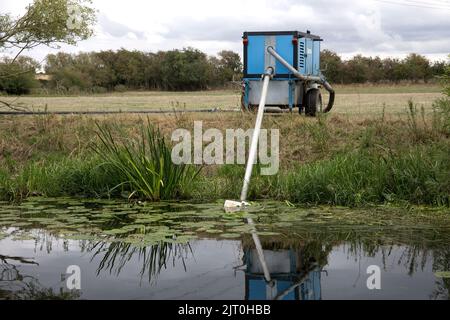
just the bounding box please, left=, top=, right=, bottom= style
left=0, top=97, right=449, bottom=206
left=195, top=145, right=450, bottom=206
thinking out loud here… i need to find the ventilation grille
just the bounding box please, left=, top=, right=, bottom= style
left=299, top=41, right=305, bottom=70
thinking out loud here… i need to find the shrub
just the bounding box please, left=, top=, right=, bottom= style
left=92, top=86, right=108, bottom=94
left=433, top=98, right=450, bottom=135
left=68, top=86, right=81, bottom=95
left=0, top=57, right=39, bottom=95
left=114, top=84, right=127, bottom=92
left=93, top=120, right=201, bottom=201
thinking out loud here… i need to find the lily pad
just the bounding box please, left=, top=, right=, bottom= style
left=257, top=231, right=281, bottom=236
left=104, top=228, right=131, bottom=235
left=67, top=234, right=99, bottom=241
left=224, top=221, right=245, bottom=227
left=435, top=271, right=450, bottom=278
left=220, top=233, right=241, bottom=239
left=228, top=225, right=254, bottom=234
left=0, top=221, right=15, bottom=226
left=167, top=234, right=197, bottom=244
left=205, top=229, right=223, bottom=234
left=273, top=222, right=294, bottom=228
left=12, top=222, right=34, bottom=227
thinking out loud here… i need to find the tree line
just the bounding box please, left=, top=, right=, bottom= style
left=41, top=48, right=242, bottom=94
left=0, top=48, right=448, bottom=95
left=321, top=50, right=447, bottom=84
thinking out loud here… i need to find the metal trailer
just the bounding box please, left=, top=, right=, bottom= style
left=241, top=31, right=335, bottom=116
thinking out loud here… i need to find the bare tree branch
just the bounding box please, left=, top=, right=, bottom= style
left=0, top=99, right=30, bottom=112
left=0, top=254, right=39, bottom=266
left=11, top=46, right=28, bottom=64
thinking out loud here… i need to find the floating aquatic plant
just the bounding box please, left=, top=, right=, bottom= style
left=435, top=271, right=450, bottom=279
left=1, top=199, right=450, bottom=250
left=220, top=233, right=241, bottom=239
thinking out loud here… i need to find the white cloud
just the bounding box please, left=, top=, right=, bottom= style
left=1, top=0, right=449, bottom=63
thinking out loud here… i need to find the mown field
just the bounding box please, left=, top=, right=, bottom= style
left=0, top=84, right=444, bottom=114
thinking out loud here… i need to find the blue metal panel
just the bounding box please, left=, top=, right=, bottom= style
left=247, top=35, right=265, bottom=75
left=313, top=41, right=321, bottom=76
left=288, top=80, right=294, bottom=111
left=243, top=31, right=325, bottom=109
left=277, top=281, right=296, bottom=300
left=274, top=35, right=294, bottom=75
left=311, top=270, right=322, bottom=300
left=305, top=38, right=313, bottom=75
left=300, top=270, right=322, bottom=300
left=298, top=38, right=306, bottom=75
left=248, top=279, right=297, bottom=300
left=248, top=280, right=267, bottom=300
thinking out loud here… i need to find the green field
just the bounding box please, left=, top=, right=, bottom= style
left=1, top=84, right=444, bottom=114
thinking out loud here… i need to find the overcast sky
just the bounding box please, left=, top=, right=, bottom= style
left=1, top=0, right=450, bottom=63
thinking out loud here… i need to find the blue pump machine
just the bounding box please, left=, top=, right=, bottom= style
left=244, top=247, right=322, bottom=300
left=242, top=31, right=335, bottom=116
left=226, top=31, right=336, bottom=209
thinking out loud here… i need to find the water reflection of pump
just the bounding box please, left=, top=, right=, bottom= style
left=243, top=247, right=322, bottom=300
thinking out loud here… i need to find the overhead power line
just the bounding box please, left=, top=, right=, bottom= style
left=373, top=0, right=450, bottom=11
left=403, top=0, right=450, bottom=7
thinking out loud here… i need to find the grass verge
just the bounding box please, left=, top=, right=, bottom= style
left=0, top=97, right=449, bottom=206
left=187, top=143, right=450, bottom=207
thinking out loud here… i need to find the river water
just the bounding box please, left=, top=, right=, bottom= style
left=0, top=198, right=449, bottom=300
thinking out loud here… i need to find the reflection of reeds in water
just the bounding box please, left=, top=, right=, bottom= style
left=242, top=231, right=450, bottom=296
left=3, top=222, right=449, bottom=298
left=0, top=254, right=80, bottom=300
left=91, top=241, right=192, bottom=284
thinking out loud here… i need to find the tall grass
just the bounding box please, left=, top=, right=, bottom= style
left=93, top=120, right=200, bottom=201
left=193, top=145, right=450, bottom=207
left=0, top=156, right=120, bottom=201
left=281, top=147, right=450, bottom=206
left=304, top=114, right=331, bottom=154
left=432, top=98, right=450, bottom=136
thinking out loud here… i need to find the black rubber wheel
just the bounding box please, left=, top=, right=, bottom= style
left=305, top=89, right=323, bottom=117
